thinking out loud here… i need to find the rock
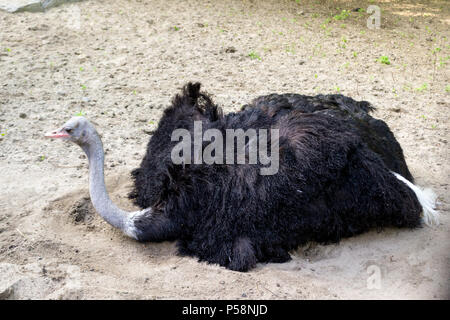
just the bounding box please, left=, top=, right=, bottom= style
left=46, top=285, right=83, bottom=300
left=0, top=0, right=43, bottom=12
left=389, top=107, right=402, bottom=113
left=143, top=128, right=155, bottom=135
left=28, top=24, right=49, bottom=31
left=225, top=47, right=237, bottom=53
left=19, top=113, right=27, bottom=119
left=0, top=0, right=83, bottom=13
left=0, top=284, right=14, bottom=299
left=0, top=263, right=21, bottom=300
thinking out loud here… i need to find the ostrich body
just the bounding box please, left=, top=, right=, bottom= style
left=46, top=83, right=438, bottom=271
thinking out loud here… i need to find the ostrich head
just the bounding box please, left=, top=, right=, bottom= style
left=45, top=116, right=94, bottom=147
left=45, top=116, right=146, bottom=240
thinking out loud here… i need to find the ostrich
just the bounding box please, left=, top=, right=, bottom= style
left=45, top=82, right=438, bottom=271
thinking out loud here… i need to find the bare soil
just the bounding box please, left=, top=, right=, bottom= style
left=0, top=0, right=449, bottom=299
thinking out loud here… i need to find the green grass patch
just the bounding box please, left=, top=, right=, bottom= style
left=333, top=10, right=350, bottom=21
left=378, top=56, right=391, bottom=65
left=248, top=51, right=262, bottom=61
left=415, top=83, right=428, bottom=92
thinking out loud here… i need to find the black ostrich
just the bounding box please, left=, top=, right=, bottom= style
left=46, top=82, right=438, bottom=271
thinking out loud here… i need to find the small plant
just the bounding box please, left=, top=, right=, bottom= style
left=334, top=86, right=341, bottom=93
left=431, top=124, right=437, bottom=129
left=285, top=43, right=296, bottom=54
left=439, top=56, right=449, bottom=68
left=378, top=56, right=391, bottom=65
left=79, top=67, right=84, bottom=71
left=415, top=83, right=428, bottom=92
left=0, top=128, right=6, bottom=137
left=431, top=47, right=441, bottom=54
left=5, top=48, right=11, bottom=52
left=333, top=10, right=350, bottom=21
left=81, top=84, right=87, bottom=90
left=446, top=84, right=450, bottom=92
left=248, top=51, right=261, bottom=60
left=352, top=51, right=358, bottom=58
left=75, top=111, right=86, bottom=116
left=38, top=155, right=46, bottom=162
left=403, top=84, right=412, bottom=91
left=174, top=26, right=180, bottom=31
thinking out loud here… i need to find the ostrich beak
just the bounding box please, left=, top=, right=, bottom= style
left=45, top=128, right=70, bottom=139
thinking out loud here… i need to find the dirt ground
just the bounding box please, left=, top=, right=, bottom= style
left=0, top=0, right=449, bottom=299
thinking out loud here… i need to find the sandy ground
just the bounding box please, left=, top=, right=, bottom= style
left=0, top=0, right=449, bottom=299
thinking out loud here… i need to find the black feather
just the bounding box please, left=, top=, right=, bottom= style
left=129, top=82, right=421, bottom=271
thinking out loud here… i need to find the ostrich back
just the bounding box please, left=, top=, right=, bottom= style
left=242, top=93, right=413, bottom=182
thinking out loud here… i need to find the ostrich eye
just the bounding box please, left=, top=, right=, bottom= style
left=65, top=128, right=73, bottom=134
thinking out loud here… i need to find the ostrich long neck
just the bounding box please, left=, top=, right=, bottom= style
left=81, top=131, right=138, bottom=239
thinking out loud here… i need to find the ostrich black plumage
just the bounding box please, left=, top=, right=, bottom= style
left=46, top=82, right=438, bottom=272
left=128, top=82, right=435, bottom=270
left=242, top=93, right=414, bottom=182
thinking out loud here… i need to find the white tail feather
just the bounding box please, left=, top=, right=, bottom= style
left=392, top=172, right=439, bottom=226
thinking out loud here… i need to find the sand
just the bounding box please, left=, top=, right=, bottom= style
left=0, top=0, right=449, bottom=299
